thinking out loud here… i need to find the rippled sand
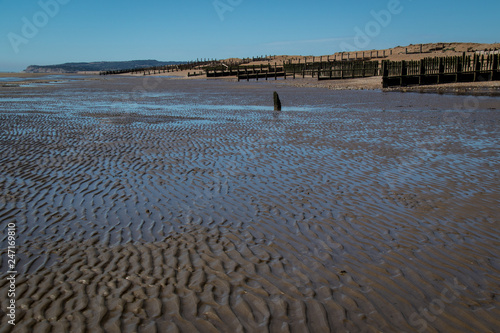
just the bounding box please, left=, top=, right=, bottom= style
left=0, top=77, right=499, bottom=332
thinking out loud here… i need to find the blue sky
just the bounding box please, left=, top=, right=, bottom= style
left=1, top=0, right=499, bottom=72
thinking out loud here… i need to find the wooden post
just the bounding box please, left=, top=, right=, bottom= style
left=382, top=61, right=388, bottom=88
left=493, top=54, right=499, bottom=77
left=273, top=92, right=281, bottom=111
left=476, top=54, right=483, bottom=81
left=275, top=62, right=277, bottom=80
left=419, top=60, right=425, bottom=85
left=438, top=57, right=444, bottom=84
left=401, top=60, right=407, bottom=86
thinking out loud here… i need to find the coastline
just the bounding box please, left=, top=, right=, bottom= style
left=2, top=71, right=499, bottom=97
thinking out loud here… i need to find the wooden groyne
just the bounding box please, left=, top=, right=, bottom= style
left=382, top=54, right=500, bottom=87
left=99, top=56, right=273, bottom=76
left=317, top=61, right=379, bottom=80
left=206, top=64, right=284, bottom=80
left=99, top=60, right=215, bottom=76
left=98, top=50, right=500, bottom=88
left=229, top=60, right=381, bottom=81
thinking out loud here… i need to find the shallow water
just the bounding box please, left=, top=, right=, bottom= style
left=0, top=77, right=499, bottom=332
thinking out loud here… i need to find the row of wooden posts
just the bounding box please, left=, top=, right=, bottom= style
left=205, top=60, right=381, bottom=81
left=222, top=54, right=500, bottom=86
left=382, top=54, right=500, bottom=87
left=99, top=59, right=217, bottom=76
left=100, top=52, right=499, bottom=87
left=99, top=56, right=273, bottom=76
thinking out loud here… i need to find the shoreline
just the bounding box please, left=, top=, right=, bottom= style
left=1, top=71, right=499, bottom=96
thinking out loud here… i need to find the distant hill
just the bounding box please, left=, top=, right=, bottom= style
left=23, top=60, right=188, bottom=73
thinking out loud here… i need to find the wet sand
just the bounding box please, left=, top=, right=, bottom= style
left=0, top=77, right=499, bottom=332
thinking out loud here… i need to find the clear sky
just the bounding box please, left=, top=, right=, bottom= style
left=1, top=0, right=499, bottom=72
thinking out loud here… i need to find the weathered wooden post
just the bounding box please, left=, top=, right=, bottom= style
left=273, top=92, right=281, bottom=111
left=401, top=60, right=407, bottom=86
left=438, top=57, right=444, bottom=84
left=382, top=61, right=389, bottom=88
left=493, top=54, right=499, bottom=80
left=419, top=60, right=425, bottom=85
left=473, top=54, right=480, bottom=81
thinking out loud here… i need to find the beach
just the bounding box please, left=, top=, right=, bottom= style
left=0, top=75, right=499, bottom=332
